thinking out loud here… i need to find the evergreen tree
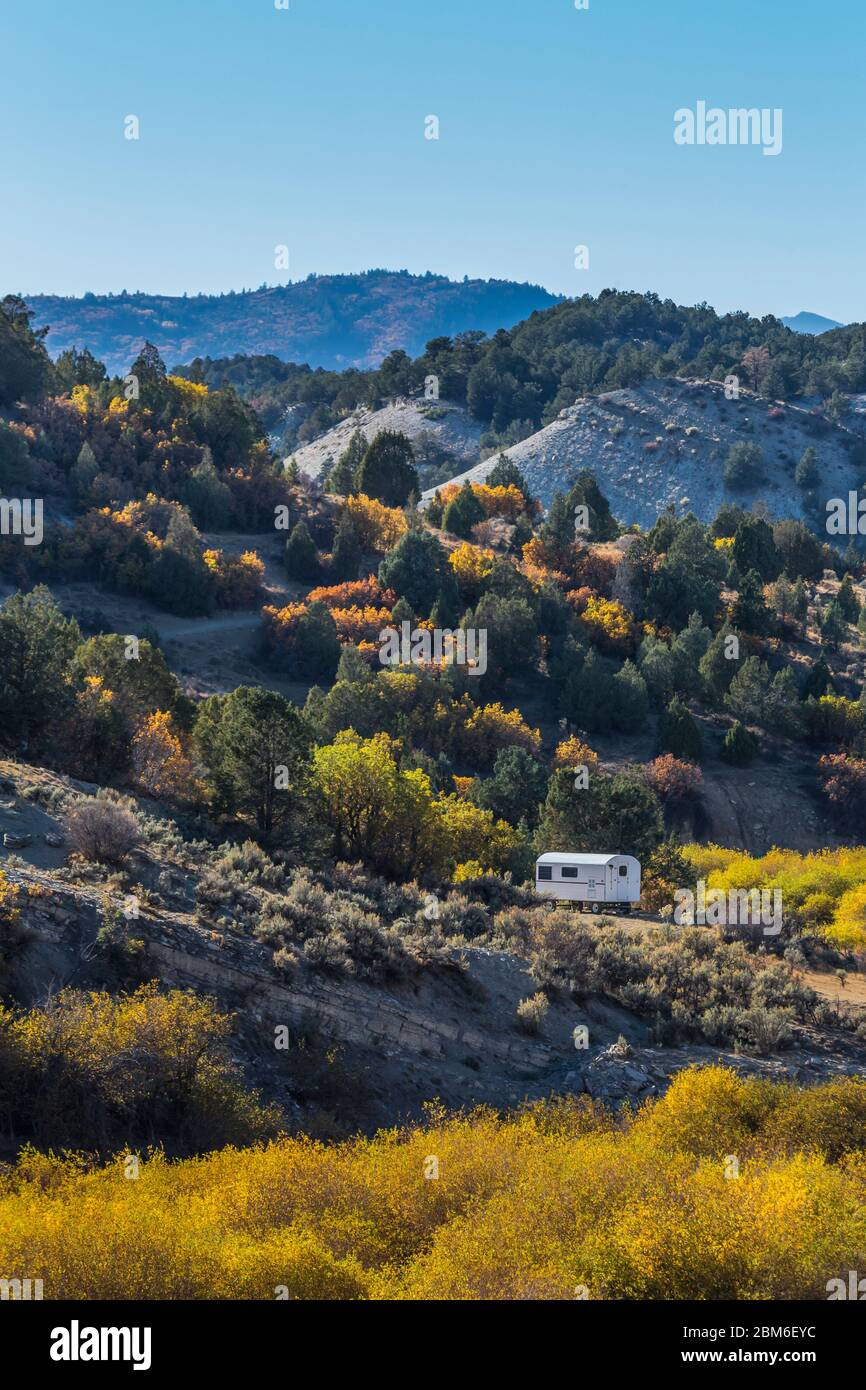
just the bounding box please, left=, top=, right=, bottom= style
left=803, top=657, right=834, bottom=700
left=670, top=611, right=713, bottom=690
left=0, top=294, right=52, bottom=406
left=327, top=429, right=366, bottom=494
left=390, top=596, right=415, bottom=626
left=472, top=747, right=549, bottom=826
left=795, top=446, right=819, bottom=489
left=355, top=430, right=418, bottom=506
left=658, top=696, right=703, bottom=760
left=486, top=453, right=530, bottom=499
left=329, top=513, right=362, bottom=581
left=723, top=441, right=763, bottom=489
left=837, top=573, right=859, bottom=623
left=442, top=481, right=486, bottom=538
left=820, top=599, right=846, bottom=651
left=767, top=574, right=795, bottom=622
left=731, top=569, right=773, bottom=635
left=186, top=447, right=233, bottom=528
left=646, top=516, right=724, bottom=628
left=732, top=516, right=781, bottom=581
left=0, top=587, right=80, bottom=747
left=378, top=528, right=451, bottom=616
left=535, top=768, right=663, bottom=861
left=285, top=520, right=321, bottom=582
left=699, top=624, right=741, bottom=701
left=193, top=685, right=311, bottom=841
left=791, top=576, right=809, bottom=622
left=638, top=632, right=677, bottom=707
left=566, top=469, right=618, bottom=541
left=721, top=720, right=759, bottom=766
left=70, top=440, right=100, bottom=502
left=539, top=492, right=576, bottom=557
left=610, top=660, right=649, bottom=732
left=773, top=519, right=825, bottom=580
left=725, top=656, right=772, bottom=725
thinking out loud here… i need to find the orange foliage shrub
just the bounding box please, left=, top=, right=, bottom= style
left=643, top=755, right=703, bottom=805
left=436, top=482, right=526, bottom=520
left=132, top=711, right=197, bottom=800
left=448, top=542, right=495, bottom=595
left=577, top=595, right=636, bottom=653
left=203, top=549, right=265, bottom=608
left=329, top=606, right=395, bottom=643
left=344, top=495, right=407, bottom=552
left=462, top=703, right=542, bottom=765
left=520, top=535, right=571, bottom=588
left=307, top=577, right=395, bottom=610
left=553, top=736, right=599, bottom=772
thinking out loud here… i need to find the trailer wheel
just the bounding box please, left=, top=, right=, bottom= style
left=591, top=902, right=601, bottom=915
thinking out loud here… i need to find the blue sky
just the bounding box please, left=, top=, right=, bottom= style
left=2, top=0, right=864, bottom=322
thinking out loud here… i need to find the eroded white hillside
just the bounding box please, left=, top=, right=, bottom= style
left=423, top=378, right=860, bottom=526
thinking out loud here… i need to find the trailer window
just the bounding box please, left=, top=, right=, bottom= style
left=619, top=865, right=628, bottom=876
left=537, top=865, right=552, bottom=881
left=561, top=866, right=578, bottom=878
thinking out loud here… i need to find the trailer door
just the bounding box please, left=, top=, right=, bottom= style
left=586, top=873, right=604, bottom=902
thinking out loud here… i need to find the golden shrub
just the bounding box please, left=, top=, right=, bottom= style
left=3, top=1067, right=865, bottom=1300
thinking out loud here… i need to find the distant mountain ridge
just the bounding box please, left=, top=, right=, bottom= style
left=22, top=271, right=563, bottom=376
left=781, top=311, right=845, bottom=335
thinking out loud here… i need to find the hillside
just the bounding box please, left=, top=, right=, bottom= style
left=3, top=758, right=865, bottom=1144
left=422, top=377, right=862, bottom=525
left=171, top=289, right=866, bottom=477
left=5, top=288, right=866, bottom=1309
left=23, top=272, right=561, bottom=376
left=289, top=398, right=484, bottom=481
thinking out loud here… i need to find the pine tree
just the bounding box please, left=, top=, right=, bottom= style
left=795, top=446, right=819, bottom=489
left=732, top=516, right=781, bottom=581
left=355, top=430, right=418, bottom=506
left=698, top=625, right=740, bottom=701
left=837, top=573, right=859, bottom=623
left=390, top=596, right=414, bottom=626
left=442, top=481, right=486, bottom=538
left=329, top=513, right=362, bottom=581
left=731, top=569, right=773, bottom=635
left=721, top=720, right=759, bottom=766
left=71, top=440, right=99, bottom=501
left=658, top=696, right=703, bottom=761
left=791, top=576, right=809, bottom=622
left=285, top=520, right=320, bottom=582
left=724, top=441, right=763, bottom=489
left=328, top=430, right=366, bottom=494
left=566, top=470, right=618, bottom=541
left=820, top=599, right=846, bottom=651
left=486, top=453, right=530, bottom=500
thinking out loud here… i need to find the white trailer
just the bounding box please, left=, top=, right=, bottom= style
left=534, top=852, right=641, bottom=913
